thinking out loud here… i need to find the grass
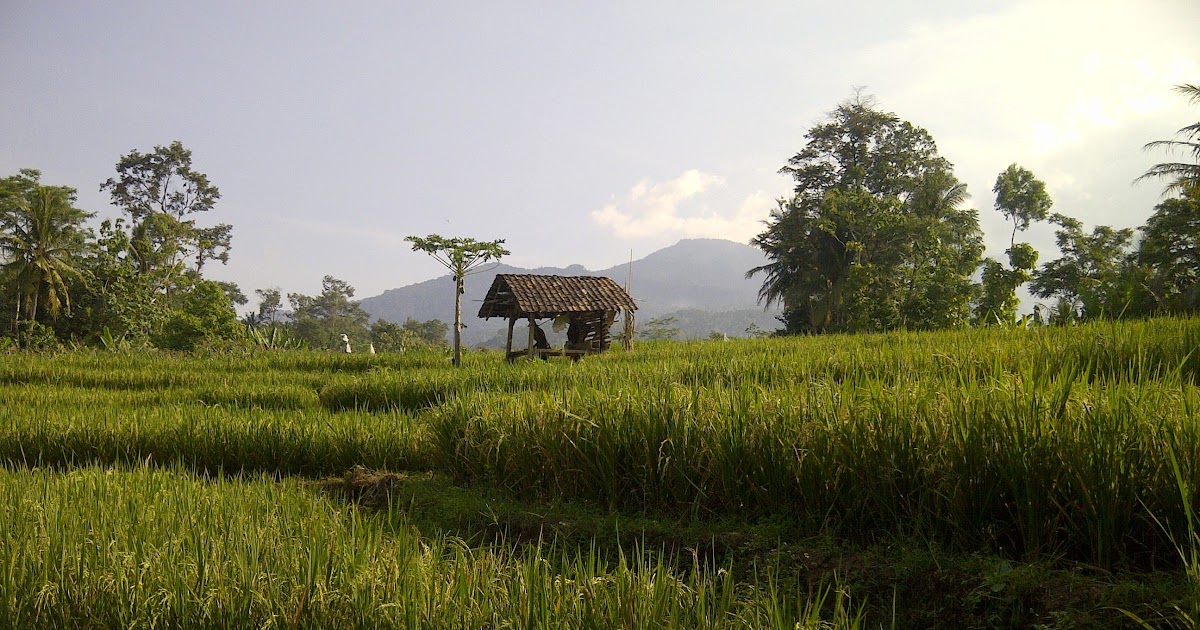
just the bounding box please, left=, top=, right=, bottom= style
left=3, top=317, right=1200, bottom=626
left=415, top=322, right=1200, bottom=567
left=0, top=465, right=856, bottom=629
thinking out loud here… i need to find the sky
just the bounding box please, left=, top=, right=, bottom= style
left=2, top=1, right=1197, bottom=305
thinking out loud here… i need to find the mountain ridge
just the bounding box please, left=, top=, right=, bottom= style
left=359, top=238, right=780, bottom=345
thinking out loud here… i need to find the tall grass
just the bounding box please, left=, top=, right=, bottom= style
left=0, top=384, right=427, bottom=475
left=4, top=318, right=1200, bottom=568
left=0, top=466, right=854, bottom=629
left=417, top=319, right=1200, bottom=567
left=423, top=360, right=1199, bottom=562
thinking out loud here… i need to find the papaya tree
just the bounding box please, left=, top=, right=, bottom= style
left=406, top=234, right=509, bottom=365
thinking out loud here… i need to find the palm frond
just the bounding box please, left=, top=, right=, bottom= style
left=1138, top=83, right=1200, bottom=194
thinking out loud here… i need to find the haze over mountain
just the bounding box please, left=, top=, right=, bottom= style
left=359, top=239, right=781, bottom=346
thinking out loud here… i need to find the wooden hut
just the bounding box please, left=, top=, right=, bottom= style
left=477, top=274, right=637, bottom=361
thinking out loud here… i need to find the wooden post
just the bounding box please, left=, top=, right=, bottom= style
left=505, top=317, right=515, bottom=356
left=527, top=316, right=536, bottom=358
left=623, top=312, right=634, bottom=350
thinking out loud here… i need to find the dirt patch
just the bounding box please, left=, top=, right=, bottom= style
left=317, top=465, right=421, bottom=507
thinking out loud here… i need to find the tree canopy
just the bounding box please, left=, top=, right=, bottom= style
left=6, top=83, right=1200, bottom=350
left=1030, top=214, right=1138, bottom=320
left=1137, top=186, right=1200, bottom=313
left=287, top=275, right=371, bottom=350
left=749, top=95, right=983, bottom=334
left=0, top=170, right=93, bottom=335
left=973, top=165, right=1051, bottom=326
left=993, top=164, right=1053, bottom=247
left=101, top=141, right=231, bottom=289
left=101, top=141, right=219, bottom=220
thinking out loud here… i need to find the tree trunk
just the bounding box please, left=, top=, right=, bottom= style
left=453, top=273, right=463, bottom=366
left=12, top=293, right=21, bottom=335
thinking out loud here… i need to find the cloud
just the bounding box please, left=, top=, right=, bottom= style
left=844, top=0, right=1199, bottom=256
left=852, top=0, right=1197, bottom=169
left=591, top=170, right=772, bottom=243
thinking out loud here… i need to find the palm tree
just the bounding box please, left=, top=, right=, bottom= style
left=747, top=199, right=807, bottom=310
left=0, top=171, right=93, bottom=327
left=1138, top=83, right=1200, bottom=196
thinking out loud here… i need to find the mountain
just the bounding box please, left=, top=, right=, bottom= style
left=591, top=238, right=771, bottom=313
left=358, top=238, right=781, bottom=346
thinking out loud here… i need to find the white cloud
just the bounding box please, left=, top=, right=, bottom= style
left=843, top=0, right=1198, bottom=257
left=853, top=0, right=1197, bottom=169
left=590, top=170, right=772, bottom=243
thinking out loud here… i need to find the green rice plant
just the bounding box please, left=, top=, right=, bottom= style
left=0, top=385, right=429, bottom=475
left=1117, top=445, right=1200, bottom=629
left=5, top=317, right=1200, bottom=571
left=0, top=465, right=857, bottom=629
left=317, top=368, right=465, bottom=412
left=420, top=327, right=1200, bottom=568
left=194, top=383, right=318, bottom=411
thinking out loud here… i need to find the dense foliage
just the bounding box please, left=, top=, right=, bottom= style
left=0, top=145, right=447, bottom=352
left=0, top=169, right=93, bottom=340
left=749, top=94, right=983, bottom=333
left=753, top=85, right=1200, bottom=334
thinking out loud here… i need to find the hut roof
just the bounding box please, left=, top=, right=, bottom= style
left=478, top=274, right=637, bottom=320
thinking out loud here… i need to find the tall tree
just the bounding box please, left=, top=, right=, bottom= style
left=748, top=94, right=982, bottom=333
left=973, top=165, right=1052, bottom=325
left=894, top=165, right=983, bottom=329
left=406, top=234, right=509, bottom=365
left=100, top=141, right=231, bottom=292
left=1137, top=83, right=1200, bottom=196
left=247, top=288, right=283, bottom=325
left=993, top=164, right=1053, bottom=248
left=0, top=169, right=93, bottom=332
left=287, top=275, right=371, bottom=350
left=1137, top=186, right=1200, bottom=312
left=1030, top=214, right=1139, bottom=320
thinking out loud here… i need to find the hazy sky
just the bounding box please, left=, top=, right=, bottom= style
left=2, top=1, right=1197, bottom=302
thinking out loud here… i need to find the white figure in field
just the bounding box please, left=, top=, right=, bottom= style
left=340, top=333, right=352, bottom=353
left=368, top=342, right=376, bottom=355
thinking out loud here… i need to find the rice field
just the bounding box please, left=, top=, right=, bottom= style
left=3, top=318, right=1200, bottom=627
left=0, top=466, right=849, bottom=629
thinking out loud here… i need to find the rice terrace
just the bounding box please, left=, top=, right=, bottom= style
left=4, top=4, right=1200, bottom=626
left=1, top=319, right=1199, bottom=627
